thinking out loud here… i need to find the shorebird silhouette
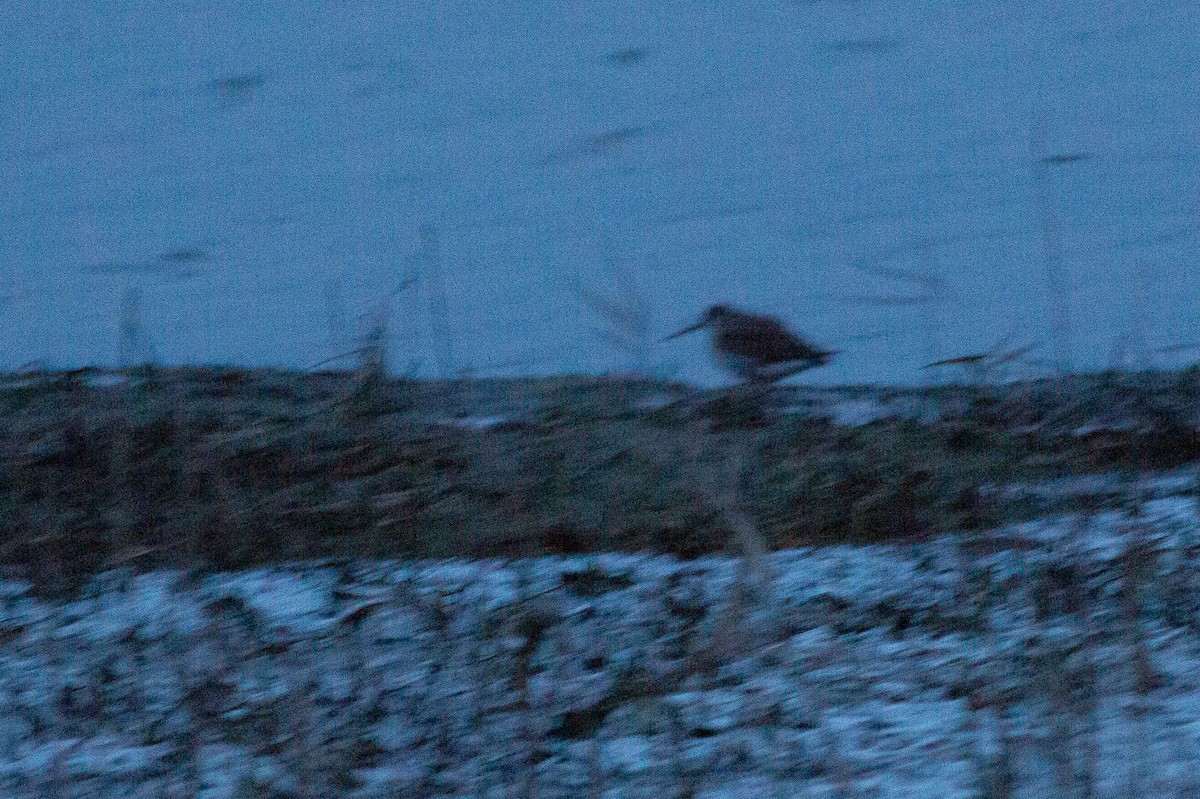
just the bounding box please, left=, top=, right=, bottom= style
left=663, top=305, right=836, bottom=382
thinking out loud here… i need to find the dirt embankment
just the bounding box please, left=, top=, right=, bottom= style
left=3, top=365, right=1200, bottom=591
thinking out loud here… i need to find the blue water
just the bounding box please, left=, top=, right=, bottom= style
left=4, top=0, right=1199, bottom=386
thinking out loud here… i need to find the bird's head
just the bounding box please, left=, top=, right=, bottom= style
left=663, top=304, right=734, bottom=341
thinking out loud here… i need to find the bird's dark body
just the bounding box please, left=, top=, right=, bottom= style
left=713, top=311, right=826, bottom=366
left=664, top=304, right=834, bottom=382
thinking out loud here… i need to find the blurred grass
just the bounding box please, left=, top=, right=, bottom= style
left=2, top=365, right=1200, bottom=591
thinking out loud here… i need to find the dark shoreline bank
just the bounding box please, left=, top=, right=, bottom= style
left=3, top=365, right=1199, bottom=592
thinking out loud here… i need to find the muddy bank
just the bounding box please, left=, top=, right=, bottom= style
left=2, top=365, right=1199, bottom=590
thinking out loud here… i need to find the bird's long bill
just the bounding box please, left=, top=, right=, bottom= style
left=662, top=320, right=706, bottom=342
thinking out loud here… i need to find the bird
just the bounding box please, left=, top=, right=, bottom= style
left=663, top=304, right=836, bottom=382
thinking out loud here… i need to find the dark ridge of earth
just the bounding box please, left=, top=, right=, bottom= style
left=3, top=364, right=1200, bottom=593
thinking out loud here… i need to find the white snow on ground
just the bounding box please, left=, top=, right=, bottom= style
left=1, top=500, right=1200, bottom=796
